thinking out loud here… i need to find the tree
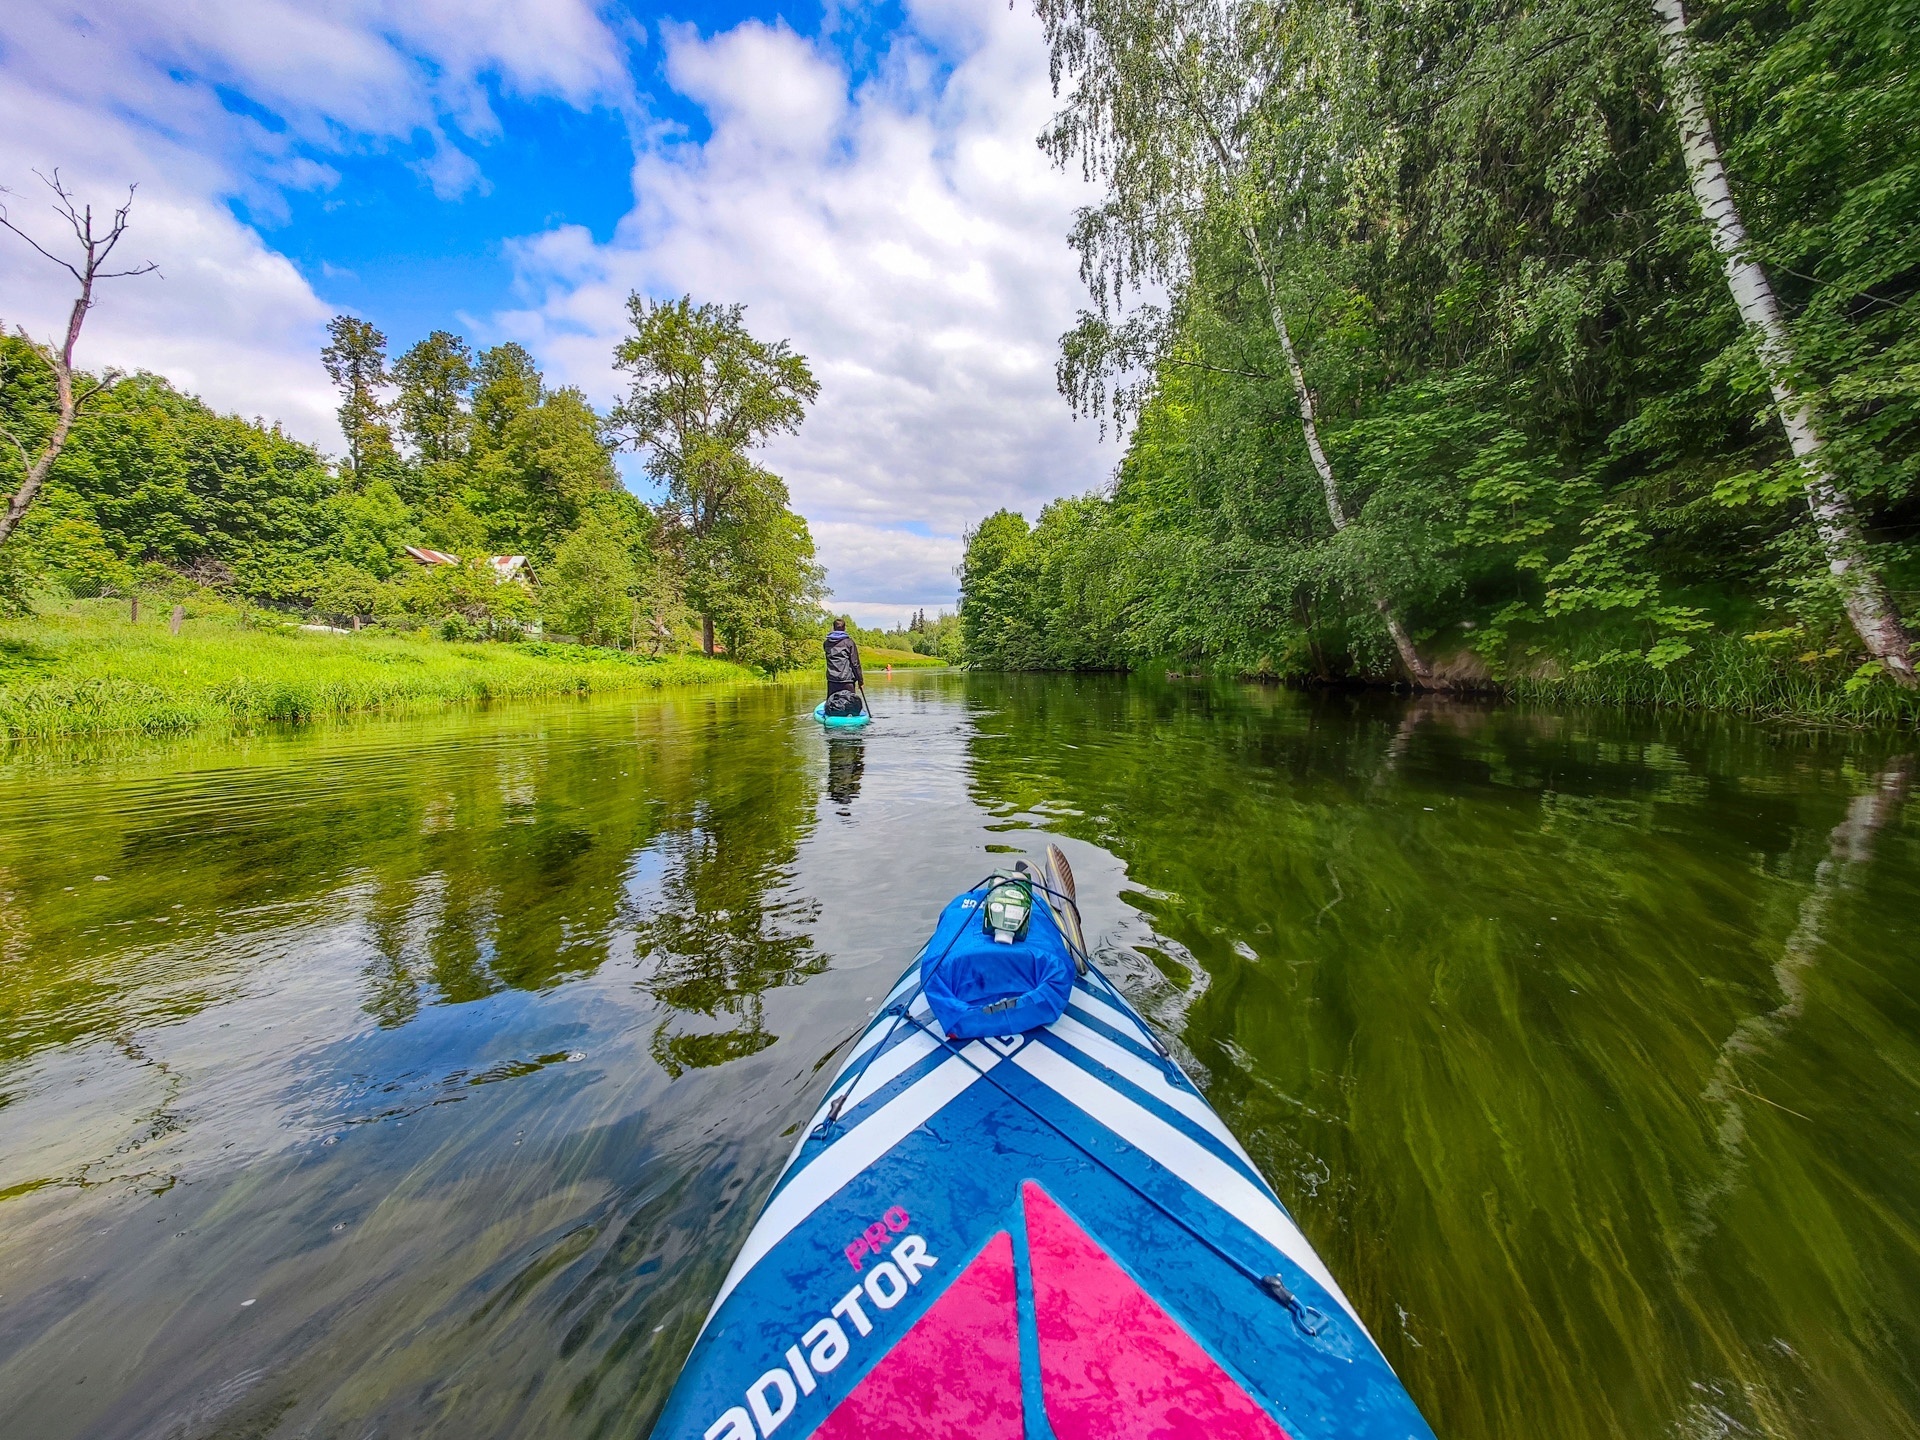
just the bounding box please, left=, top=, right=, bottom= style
left=477, top=385, right=622, bottom=562
left=0, top=170, right=156, bottom=549
left=546, top=509, right=642, bottom=646
left=608, top=295, right=820, bottom=653
left=470, top=342, right=543, bottom=449
left=386, top=554, right=531, bottom=640
left=3, top=359, right=341, bottom=602
left=392, top=329, right=474, bottom=468
left=1036, top=0, right=1440, bottom=685
left=959, top=509, right=1036, bottom=665
left=1649, top=0, right=1915, bottom=685
left=312, top=561, right=380, bottom=627
left=696, top=464, right=827, bottom=670
left=324, top=478, right=411, bottom=579
left=321, top=315, right=396, bottom=477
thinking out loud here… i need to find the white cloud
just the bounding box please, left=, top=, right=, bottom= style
left=663, top=21, right=847, bottom=159
left=496, top=2, right=1117, bottom=613
left=811, top=520, right=964, bottom=616
left=0, top=0, right=632, bottom=444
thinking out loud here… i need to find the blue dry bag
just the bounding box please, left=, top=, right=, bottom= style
left=919, top=881, right=1075, bottom=1040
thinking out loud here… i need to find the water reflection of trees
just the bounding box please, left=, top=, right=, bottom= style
left=0, top=696, right=825, bottom=1083
left=959, top=675, right=1920, bottom=1440
left=629, top=818, right=825, bottom=1079
left=354, top=707, right=829, bottom=1075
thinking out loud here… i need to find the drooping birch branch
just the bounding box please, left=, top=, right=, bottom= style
left=1153, top=24, right=1439, bottom=686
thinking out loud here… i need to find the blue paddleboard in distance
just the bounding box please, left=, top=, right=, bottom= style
left=813, top=701, right=871, bottom=729
left=647, top=860, right=1437, bottom=1440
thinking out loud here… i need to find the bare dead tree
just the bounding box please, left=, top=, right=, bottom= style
left=0, top=170, right=157, bottom=547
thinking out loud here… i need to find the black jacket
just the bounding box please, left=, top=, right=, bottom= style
left=824, top=630, right=863, bottom=690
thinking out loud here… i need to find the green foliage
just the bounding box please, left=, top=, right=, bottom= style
left=0, top=359, right=340, bottom=606
left=1707, top=0, right=1920, bottom=506
left=320, top=315, right=398, bottom=479
left=0, top=537, right=38, bottom=617
left=959, top=500, right=1137, bottom=671
left=850, top=608, right=965, bottom=662
left=325, top=479, right=412, bottom=580
left=610, top=297, right=819, bottom=484
left=960, top=510, right=1037, bottom=664
left=311, top=562, right=380, bottom=627
left=698, top=467, right=826, bottom=671
left=13, top=487, right=131, bottom=599
left=471, top=342, right=543, bottom=445
left=418, top=497, right=488, bottom=558
left=964, top=0, right=1920, bottom=717
left=384, top=557, right=536, bottom=641
left=609, top=295, right=825, bottom=665
left=392, top=329, right=474, bottom=470
left=546, top=508, right=645, bottom=647
left=471, top=386, right=622, bottom=563
left=2, top=299, right=832, bottom=667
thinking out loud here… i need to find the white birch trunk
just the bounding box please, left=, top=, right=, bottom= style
left=1243, top=225, right=1439, bottom=687
left=1653, top=0, right=1916, bottom=684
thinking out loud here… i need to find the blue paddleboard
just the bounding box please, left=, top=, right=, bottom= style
left=813, top=701, right=871, bottom=729
left=648, top=859, right=1436, bottom=1440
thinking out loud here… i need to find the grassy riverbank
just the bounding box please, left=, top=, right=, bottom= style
left=856, top=645, right=947, bottom=669
left=0, top=606, right=760, bottom=740
left=1492, top=633, right=1920, bottom=729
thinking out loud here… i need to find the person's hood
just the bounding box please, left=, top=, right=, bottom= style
left=827, top=628, right=847, bottom=637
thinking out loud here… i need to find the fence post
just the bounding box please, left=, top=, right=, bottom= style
left=130, top=597, right=140, bottom=624
left=170, top=604, right=184, bottom=635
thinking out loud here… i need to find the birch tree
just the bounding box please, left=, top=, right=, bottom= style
left=0, top=172, right=155, bottom=549
left=1037, top=0, right=1440, bottom=686
left=1651, top=0, right=1916, bottom=685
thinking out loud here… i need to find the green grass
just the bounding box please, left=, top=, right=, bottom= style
left=857, top=645, right=948, bottom=669
left=1504, top=631, right=1920, bottom=728
left=0, top=605, right=761, bottom=740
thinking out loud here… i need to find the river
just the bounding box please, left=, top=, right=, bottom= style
left=0, top=673, right=1915, bottom=1439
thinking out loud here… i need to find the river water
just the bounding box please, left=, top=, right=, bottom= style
left=0, top=673, right=1915, bottom=1440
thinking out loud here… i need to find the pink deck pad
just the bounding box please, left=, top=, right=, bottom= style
left=811, top=1230, right=1023, bottom=1440
left=1023, top=1182, right=1293, bottom=1440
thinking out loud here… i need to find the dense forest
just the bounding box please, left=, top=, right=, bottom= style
left=0, top=294, right=828, bottom=670
left=961, top=0, right=1919, bottom=713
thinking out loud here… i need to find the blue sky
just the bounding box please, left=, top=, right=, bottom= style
left=242, top=97, right=637, bottom=342
left=0, top=0, right=1114, bottom=622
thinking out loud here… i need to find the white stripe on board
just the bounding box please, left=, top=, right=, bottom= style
left=1068, top=988, right=1156, bottom=1050
left=1012, top=1042, right=1369, bottom=1336
left=705, top=1043, right=1005, bottom=1325
left=1047, top=1015, right=1264, bottom=1179
left=780, top=1018, right=937, bottom=1178
left=825, top=1029, right=941, bottom=1124
left=782, top=972, right=931, bottom=1181
left=831, top=988, right=932, bottom=1084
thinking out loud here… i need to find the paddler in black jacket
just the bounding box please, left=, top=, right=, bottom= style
left=822, top=617, right=866, bottom=717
